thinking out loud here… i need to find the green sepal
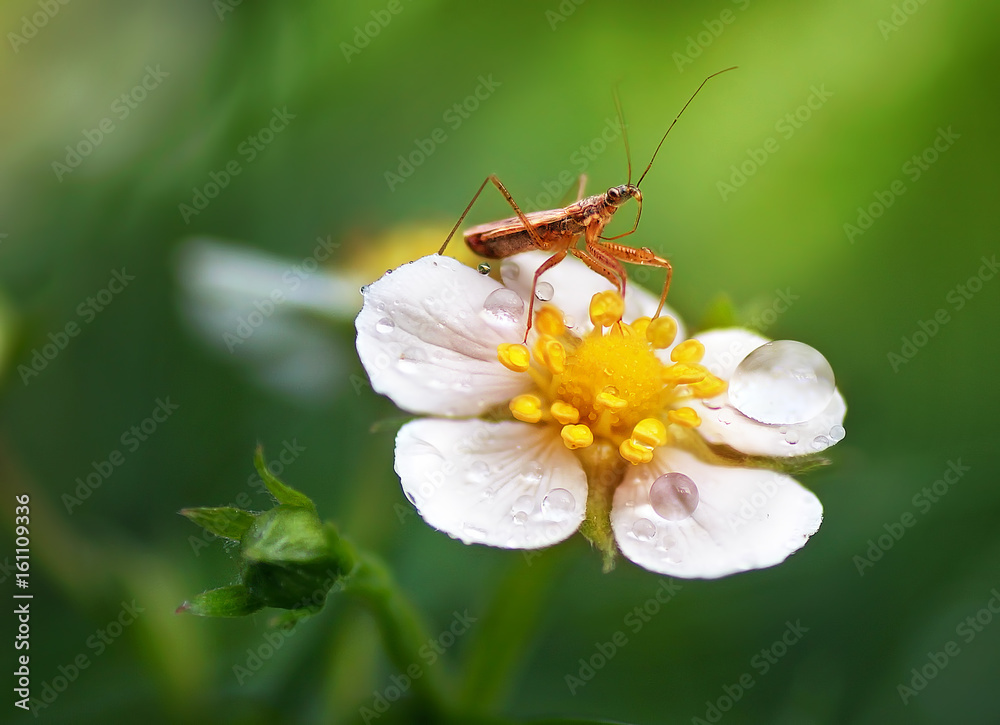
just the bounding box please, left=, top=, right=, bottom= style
left=254, top=444, right=316, bottom=512
left=176, top=585, right=264, bottom=617
left=179, top=506, right=255, bottom=541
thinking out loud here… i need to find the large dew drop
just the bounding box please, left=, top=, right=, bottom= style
left=541, top=488, right=575, bottom=521
left=729, top=341, right=835, bottom=425
left=481, top=288, right=525, bottom=328
left=649, top=472, right=699, bottom=521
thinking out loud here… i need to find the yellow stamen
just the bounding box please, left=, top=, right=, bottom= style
left=561, top=424, right=594, bottom=449
left=661, top=362, right=707, bottom=385
left=535, top=305, right=566, bottom=337
left=595, top=388, right=628, bottom=410
left=543, top=339, right=566, bottom=374
left=630, top=316, right=651, bottom=338
left=550, top=401, right=580, bottom=425
left=670, top=339, right=705, bottom=364
left=510, top=394, right=542, bottom=423
left=498, top=343, right=530, bottom=373
left=620, top=438, right=654, bottom=465
left=631, top=418, right=668, bottom=448
left=668, top=407, right=701, bottom=427
left=589, top=291, right=625, bottom=328
left=690, top=373, right=727, bottom=398
left=645, top=316, right=677, bottom=349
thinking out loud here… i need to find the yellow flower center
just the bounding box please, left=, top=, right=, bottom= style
left=497, top=292, right=728, bottom=464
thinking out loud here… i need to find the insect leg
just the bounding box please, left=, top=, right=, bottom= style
left=597, top=241, right=673, bottom=318
left=523, top=249, right=569, bottom=341
left=439, top=174, right=549, bottom=255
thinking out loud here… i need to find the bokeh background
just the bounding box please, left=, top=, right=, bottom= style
left=2, top=0, right=998, bottom=723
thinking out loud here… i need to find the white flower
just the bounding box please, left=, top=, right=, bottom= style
left=355, top=252, right=846, bottom=578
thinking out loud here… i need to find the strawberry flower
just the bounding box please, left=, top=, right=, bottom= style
left=355, top=252, right=846, bottom=578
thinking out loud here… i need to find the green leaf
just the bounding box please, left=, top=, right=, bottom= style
left=176, top=585, right=263, bottom=618
left=179, top=506, right=255, bottom=541
left=254, top=444, right=316, bottom=511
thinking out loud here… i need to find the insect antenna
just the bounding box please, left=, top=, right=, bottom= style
left=613, top=85, right=632, bottom=185
left=636, top=66, right=738, bottom=188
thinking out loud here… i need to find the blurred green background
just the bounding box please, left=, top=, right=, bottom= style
left=2, top=0, right=998, bottom=723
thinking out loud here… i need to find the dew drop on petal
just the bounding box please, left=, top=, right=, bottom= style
left=830, top=424, right=846, bottom=442
left=785, top=430, right=800, bottom=445
left=463, top=523, right=488, bottom=539
left=649, top=473, right=700, bottom=521
left=535, top=281, right=554, bottom=301
left=717, top=408, right=735, bottom=425
left=375, top=317, right=395, bottom=334
left=523, top=462, right=543, bottom=484
left=812, top=434, right=831, bottom=450
left=513, top=511, right=528, bottom=525
left=729, top=340, right=836, bottom=425
left=468, top=460, right=490, bottom=482
left=502, top=260, right=520, bottom=281
left=375, top=301, right=386, bottom=313
left=631, top=518, right=656, bottom=541
left=477, top=262, right=491, bottom=275
left=482, top=288, right=525, bottom=328
left=702, top=396, right=723, bottom=410
left=512, top=495, right=534, bottom=514
left=541, top=488, right=575, bottom=521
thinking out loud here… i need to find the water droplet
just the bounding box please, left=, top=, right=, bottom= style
left=469, top=460, right=490, bottom=482
left=729, top=341, right=836, bottom=425
left=812, top=434, right=831, bottom=450
left=631, top=518, right=656, bottom=541
left=829, top=424, right=846, bottom=441
left=522, top=462, right=543, bottom=484
left=375, top=301, right=386, bottom=312
left=482, top=288, right=525, bottom=328
left=405, top=490, right=417, bottom=505
left=502, top=260, right=520, bottom=281
left=477, top=262, right=491, bottom=275
left=535, top=281, right=554, bottom=301
left=360, top=284, right=369, bottom=295
left=513, top=511, right=528, bottom=525
left=702, top=396, right=723, bottom=410
left=717, top=408, right=735, bottom=425
left=784, top=430, right=800, bottom=445
left=375, top=317, right=395, bottom=334
left=649, top=472, right=700, bottom=521
left=562, top=314, right=575, bottom=329
left=463, top=523, right=488, bottom=539
left=512, top=495, right=534, bottom=514
left=541, top=488, right=575, bottom=521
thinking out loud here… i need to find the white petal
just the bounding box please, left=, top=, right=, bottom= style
left=611, top=448, right=822, bottom=579
left=501, top=251, right=685, bottom=341
left=395, top=419, right=587, bottom=549
left=690, top=329, right=848, bottom=457
left=356, top=255, right=529, bottom=417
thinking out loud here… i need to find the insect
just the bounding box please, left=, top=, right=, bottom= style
left=438, top=67, right=736, bottom=340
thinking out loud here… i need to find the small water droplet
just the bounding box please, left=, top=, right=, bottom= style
left=513, top=511, right=528, bottom=525
left=729, top=341, right=836, bottom=425
left=631, top=518, right=656, bottom=541
left=512, top=495, right=534, bottom=514
left=482, top=288, right=525, bottom=328
left=649, top=472, right=700, bottom=521
left=522, top=462, right=543, bottom=484
left=502, top=260, right=520, bottom=281
left=405, top=490, right=417, bottom=505
left=375, top=317, right=395, bottom=334
left=463, top=523, right=488, bottom=539
left=778, top=426, right=788, bottom=435
left=477, top=262, right=491, bottom=275
left=702, top=396, right=723, bottom=410
left=541, top=488, right=575, bottom=521
left=534, top=281, right=554, bottom=301
left=360, top=284, right=369, bottom=295
left=784, top=430, right=800, bottom=445
left=829, top=424, right=846, bottom=441
left=562, top=314, right=575, bottom=329
left=469, top=460, right=490, bottom=482
left=375, top=301, right=386, bottom=312
left=812, top=434, right=831, bottom=450
left=717, top=408, right=735, bottom=425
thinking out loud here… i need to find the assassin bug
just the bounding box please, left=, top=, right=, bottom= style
left=437, top=67, right=736, bottom=339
